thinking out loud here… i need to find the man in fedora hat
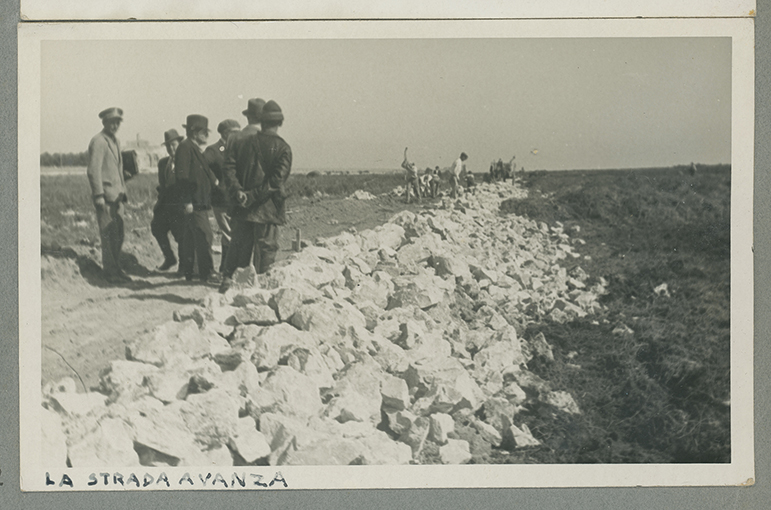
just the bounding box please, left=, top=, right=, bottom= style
left=151, top=128, right=184, bottom=271
left=223, top=98, right=265, bottom=185
left=174, top=114, right=219, bottom=283
left=218, top=98, right=265, bottom=281
left=87, top=107, right=130, bottom=283
left=204, top=119, right=241, bottom=274
left=220, top=100, right=291, bottom=293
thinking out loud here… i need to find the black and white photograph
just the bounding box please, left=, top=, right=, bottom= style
left=18, top=18, right=754, bottom=490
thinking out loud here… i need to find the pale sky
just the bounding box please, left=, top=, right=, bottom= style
left=40, top=37, right=731, bottom=172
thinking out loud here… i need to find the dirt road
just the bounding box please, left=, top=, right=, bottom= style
left=41, top=194, right=427, bottom=390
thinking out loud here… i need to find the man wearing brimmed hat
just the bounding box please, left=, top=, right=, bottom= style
left=87, top=107, right=130, bottom=283
left=222, top=98, right=265, bottom=186
left=151, top=128, right=184, bottom=270
left=204, top=119, right=241, bottom=274
left=218, top=98, right=265, bottom=280
left=220, top=100, right=292, bottom=293
left=174, top=114, right=219, bottom=283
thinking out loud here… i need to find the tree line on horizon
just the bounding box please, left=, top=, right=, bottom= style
left=40, top=152, right=89, bottom=167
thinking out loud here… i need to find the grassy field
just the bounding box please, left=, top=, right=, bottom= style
left=495, top=165, right=731, bottom=463
left=40, top=171, right=408, bottom=249
left=40, top=165, right=731, bottom=464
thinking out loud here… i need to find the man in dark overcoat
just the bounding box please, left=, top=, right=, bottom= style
left=220, top=100, right=291, bottom=293
left=151, top=128, right=184, bottom=270
left=217, top=98, right=265, bottom=283
left=174, top=114, right=219, bottom=283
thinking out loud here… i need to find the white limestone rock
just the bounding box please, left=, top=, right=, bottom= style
left=439, top=439, right=472, bottom=464
left=67, top=417, right=140, bottom=467
left=228, top=416, right=271, bottom=464
left=380, top=374, right=410, bottom=411
left=429, top=412, right=455, bottom=445
left=41, top=407, right=68, bottom=467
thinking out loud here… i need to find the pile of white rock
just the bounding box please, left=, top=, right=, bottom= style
left=42, top=181, right=606, bottom=468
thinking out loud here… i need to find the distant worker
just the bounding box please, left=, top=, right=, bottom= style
left=431, top=166, right=441, bottom=198
left=689, top=162, right=698, bottom=176
left=466, top=171, right=476, bottom=189
left=504, top=156, right=516, bottom=182
left=220, top=100, right=292, bottom=293
left=421, top=167, right=433, bottom=198
left=151, top=128, right=184, bottom=271
left=174, top=114, right=219, bottom=283
left=450, top=152, right=468, bottom=199
left=401, top=147, right=421, bottom=203
left=86, top=107, right=130, bottom=284
left=204, top=119, right=241, bottom=274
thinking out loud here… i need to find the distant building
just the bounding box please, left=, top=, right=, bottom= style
left=122, top=133, right=168, bottom=173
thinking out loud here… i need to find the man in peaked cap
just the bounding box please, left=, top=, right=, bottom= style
left=220, top=100, right=292, bottom=293
left=151, top=128, right=185, bottom=271
left=204, top=119, right=241, bottom=274
left=87, top=107, right=130, bottom=283
left=174, top=114, right=219, bottom=283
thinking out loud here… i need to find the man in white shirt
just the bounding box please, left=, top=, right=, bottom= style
left=451, top=152, right=468, bottom=199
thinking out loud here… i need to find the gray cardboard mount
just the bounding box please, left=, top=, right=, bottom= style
left=3, top=0, right=769, bottom=507
left=16, top=0, right=758, bottom=21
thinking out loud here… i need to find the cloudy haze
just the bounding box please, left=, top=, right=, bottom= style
left=40, top=37, right=731, bottom=172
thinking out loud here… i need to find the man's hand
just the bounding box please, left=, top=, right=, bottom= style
left=184, top=203, right=194, bottom=214
left=236, top=191, right=248, bottom=207
left=94, top=196, right=106, bottom=210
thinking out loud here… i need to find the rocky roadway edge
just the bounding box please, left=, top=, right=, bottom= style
left=41, top=180, right=606, bottom=467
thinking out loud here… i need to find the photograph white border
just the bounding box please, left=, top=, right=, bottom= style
left=18, top=18, right=755, bottom=491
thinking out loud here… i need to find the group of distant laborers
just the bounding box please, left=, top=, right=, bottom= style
left=86, top=98, right=290, bottom=293
left=401, top=148, right=523, bottom=204
left=488, top=156, right=519, bottom=182
left=401, top=148, right=473, bottom=203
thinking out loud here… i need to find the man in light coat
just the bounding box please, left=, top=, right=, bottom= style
left=86, top=107, right=130, bottom=283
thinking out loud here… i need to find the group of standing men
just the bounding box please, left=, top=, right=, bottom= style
left=86, top=98, right=292, bottom=292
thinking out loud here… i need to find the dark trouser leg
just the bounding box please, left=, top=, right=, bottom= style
left=151, top=207, right=176, bottom=262
left=191, top=209, right=214, bottom=278
left=179, top=213, right=196, bottom=277
left=95, top=200, right=124, bottom=275
left=223, top=219, right=256, bottom=279
left=254, top=223, right=279, bottom=274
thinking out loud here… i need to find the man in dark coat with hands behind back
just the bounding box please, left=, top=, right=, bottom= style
left=220, top=100, right=291, bottom=293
